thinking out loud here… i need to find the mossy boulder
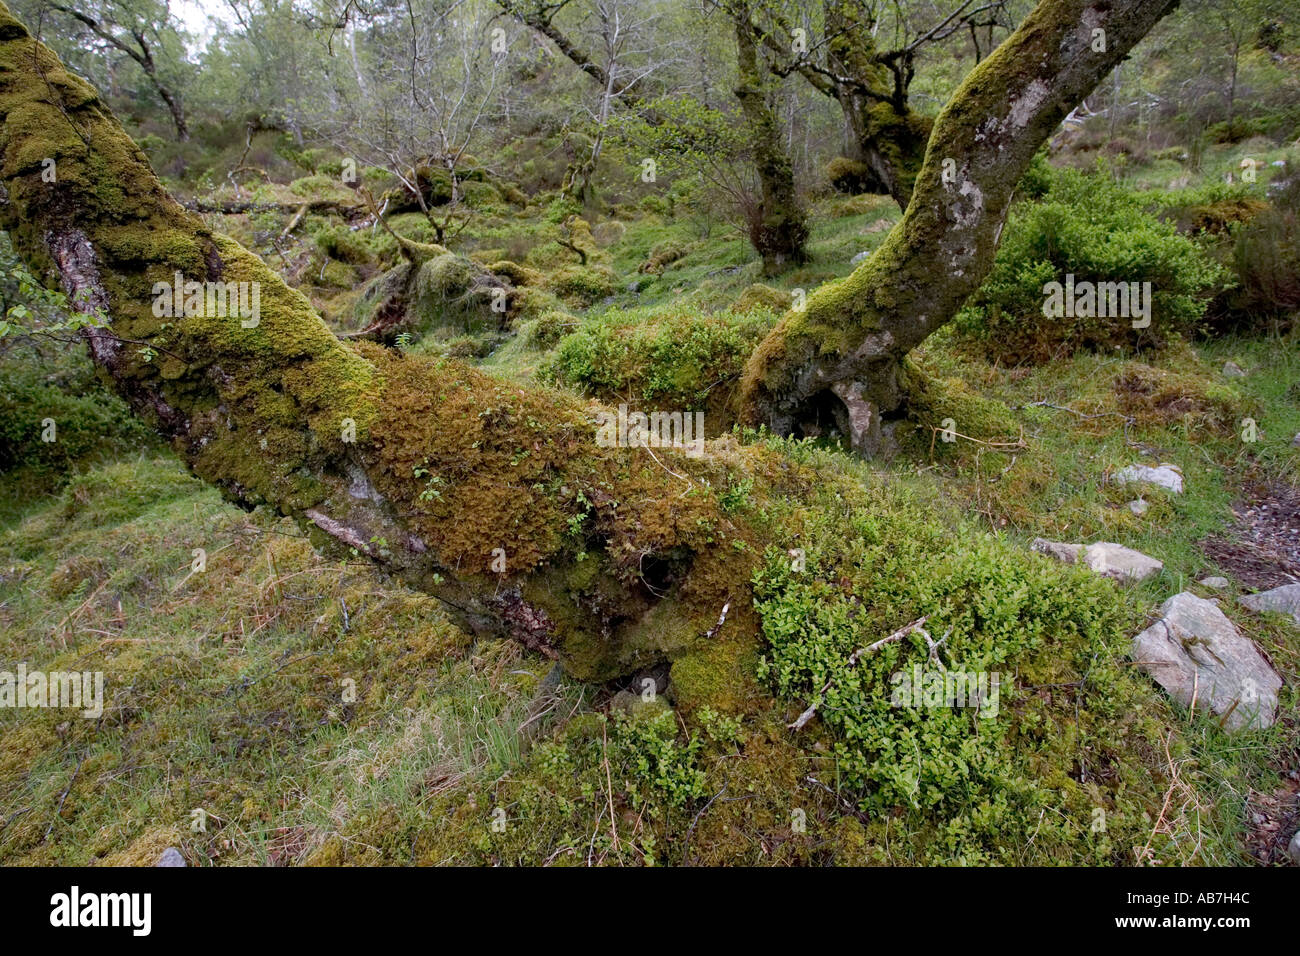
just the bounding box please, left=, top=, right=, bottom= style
left=639, top=240, right=690, bottom=275
left=730, top=283, right=792, bottom=314
left=488, top=259, right=544, bottom=287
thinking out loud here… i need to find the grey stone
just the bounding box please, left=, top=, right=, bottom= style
left=156, top=847, right=186, bottom=867
left=1290, top=830, right=1300, bottom=866
left=1222, top=360, right=1246, bottom=377
left=1031, top=538, right=1083, bottom=564
left=1198, top=576, right=1230, bottom=589
left=850, top=250, right=870, bottom=265
left=1291, top=432, right=1300, bottom=449
left=1114, top=463, right=1184, bottom=494
left=1238, top=583, right=1300, bottom=626
left=1131, top=592, right=1281, bottom=731
left=1031, top=539, right=1163, bottom=582
left=1128, top=498, right=1150, bottom=516
left=1081, top=542, right=1163, bottom=581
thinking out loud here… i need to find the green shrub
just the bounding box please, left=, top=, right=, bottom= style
left=1148, top=181, right=1268, bottom=236
left=611, top=709, right=707, bottom=808
left=750, top=480, right=1155, bottom=862
left=544, top=264, right=617, bottom=307
left=525, top=309, right=579, bottom=348
left=544, top=306, right=772, bottom=409
left=955, top=170, right=1226, bottom=362
left=1220, top=174, right=1300, bottom=330
left=1015, top=150, right=1055, bottom=200
left=0, top=343, right=152, bottom=476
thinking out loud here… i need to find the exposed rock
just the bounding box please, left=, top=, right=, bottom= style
left=1031, top=539, right=1163, bottom=582
left=1128, top=498, right=1150, bottom=516
left=1292, top=432, right=1300, bottom=449
left=1199, top=576, right=1230, bottom=589
left=1239, top=583, right=1300, bottom=626
left=1131, top=592, right=1281, bottom=731
left=850, top=250, right=870, bottom=265
left=156, top=847, right=186, bottom=867
left=1031, top=538, right=1082, bottom=564
left=1290, top=830, right=1300, bottom=866
left=1114, top=463, right=1183, bottom=494
left=1222, top=360, right=1246, bottom=377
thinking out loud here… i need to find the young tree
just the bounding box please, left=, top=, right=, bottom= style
left=306, top=0, right=511, bottom=243
left=558, top=0, right=680, bottom=203
left=0, top=0, right=1181, bottom=682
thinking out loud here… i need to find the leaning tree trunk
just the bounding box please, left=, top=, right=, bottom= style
left=0, top=2, right=765, bottom=695
left=740, top=0, right=1181, bottom=455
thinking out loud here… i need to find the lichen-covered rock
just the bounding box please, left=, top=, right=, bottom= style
left=1131, top=592, right=1281, bottom=731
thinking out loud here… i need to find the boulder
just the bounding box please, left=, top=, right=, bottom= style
left=1114, top=463, right=1183, bottom=494
left=1198, top=576, right=1230, bottom=589
left=1222, top=361, right=1246, bottom=377
left=1239, top=583, right=1300, bottom=626
left=1131, top=592, right=1281, bottom=731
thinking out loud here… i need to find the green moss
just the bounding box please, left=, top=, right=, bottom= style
left=730, top=283, right=792, bottom=314
left=898, top=357, right=1022, bottom=451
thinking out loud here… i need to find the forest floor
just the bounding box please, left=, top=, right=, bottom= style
left=1, top=136, right=1297, bottom=866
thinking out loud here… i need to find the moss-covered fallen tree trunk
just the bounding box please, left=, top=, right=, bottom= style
left=740, top=0, right=1181, bottom=455
left=0, top=3, right=790, bottom=699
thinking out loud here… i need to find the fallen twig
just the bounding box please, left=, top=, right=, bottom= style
left=788, top=617, right=928, bottom=730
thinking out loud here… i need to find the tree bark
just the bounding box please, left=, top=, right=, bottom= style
left=732, top=4, right=809, bottom=275
left=739, top=0, right=1181, bottom=455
